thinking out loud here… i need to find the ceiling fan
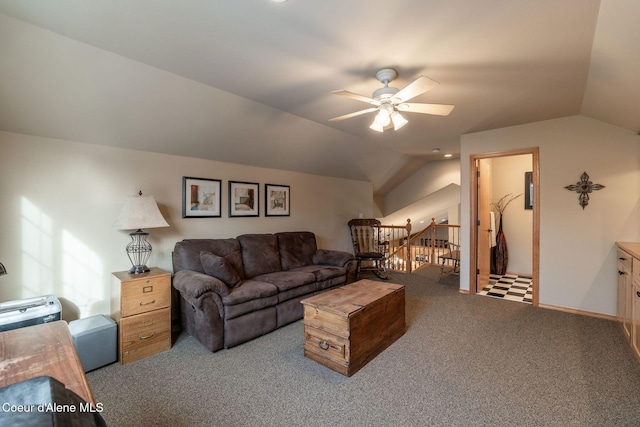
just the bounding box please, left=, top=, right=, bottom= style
left=329, top=68, right=454, bottom=132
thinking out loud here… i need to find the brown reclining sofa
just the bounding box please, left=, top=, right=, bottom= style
left=172, top=231, right=355, bottom=352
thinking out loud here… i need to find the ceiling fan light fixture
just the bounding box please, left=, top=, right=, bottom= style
left=369, top=120, right=384, bottom=132
left=391, top=112, right=408, bottom=130
left=374, top=109, right=391, bottom=127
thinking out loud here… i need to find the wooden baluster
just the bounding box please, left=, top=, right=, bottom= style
left=405, top=219, right=412, bottom=273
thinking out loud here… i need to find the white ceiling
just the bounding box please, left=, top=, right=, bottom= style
left=0, top=0, right=638, bottom=196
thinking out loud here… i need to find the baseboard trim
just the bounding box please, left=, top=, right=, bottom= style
left=538, top=303, right=617, bottom=322
left=459, top=289, right=470, bottom=294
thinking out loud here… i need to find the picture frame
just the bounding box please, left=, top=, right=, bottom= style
left=524, top=171, right=533, bottom=210
left=229, top=181, right=259, bottom=217
left=182, top=177, right=221, bottom=218
left=265, top=184, right=290, bottom=217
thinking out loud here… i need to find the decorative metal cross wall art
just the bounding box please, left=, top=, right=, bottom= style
left=564, top=172, right=605, bottom=209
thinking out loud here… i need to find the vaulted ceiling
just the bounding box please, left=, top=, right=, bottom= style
left=0, top=0, right=638, bottom=196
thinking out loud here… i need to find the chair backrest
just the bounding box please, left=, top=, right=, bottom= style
left=348, top=218, right=382, bottom=255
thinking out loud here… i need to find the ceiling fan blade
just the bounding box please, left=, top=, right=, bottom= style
left=393, top=76, right=439, bottom=103
left=329, top=107, right=379, bottom=122
left=332, top=90, right=380, bottom=105
left=400, top=103, right=455, bottom=116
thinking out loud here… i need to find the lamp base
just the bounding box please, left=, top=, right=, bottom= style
left=125, top=229, right=152, bottom=275
left=129, top=265, right=151, bottom=275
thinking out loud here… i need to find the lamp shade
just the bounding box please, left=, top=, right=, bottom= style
left=113, top=193, right=169, bottom=274
left=113, top=194, right=169, bottom=230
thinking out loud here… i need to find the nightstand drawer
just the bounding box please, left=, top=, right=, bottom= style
left=120, top=275, right=170, bottom=317
left=119, top=307, right=171, bottom=364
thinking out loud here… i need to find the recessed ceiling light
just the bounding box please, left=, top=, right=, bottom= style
left=432, top=148, right=441, bottom=153
left=444, top=153, right=453, bottom=158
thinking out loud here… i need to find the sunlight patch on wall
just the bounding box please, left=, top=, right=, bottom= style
left=21, top=197, right=53, bottom=297
left=21, top=197, right=105, bottom=318
left=62, top=230, right=103, bottom=318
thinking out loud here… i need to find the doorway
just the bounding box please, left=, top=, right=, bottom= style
left=469, top=148, right=539, bottom=307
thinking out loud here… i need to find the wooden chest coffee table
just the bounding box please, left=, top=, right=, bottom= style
left=301, top=279, right=405, bottom=376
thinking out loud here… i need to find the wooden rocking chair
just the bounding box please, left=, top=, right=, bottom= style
left=348, top=218, right=389, bottom=280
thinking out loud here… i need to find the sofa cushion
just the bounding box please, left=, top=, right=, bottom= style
left=173, top=238, right=244, bottom=277
left=220, top=279, right=278, bottom=307
left=237, top=234, right=282, bottom=278
left=276, top=231, right=317, bottom=270
left=200, top=251, right=242, bottom=288
left=224, top=293, right=279, bottom=320
left=254, top=270, right=316, bottom=291
left=289, top=265, right=347, bottom=282
left=316, top=274, right=348, bottom=291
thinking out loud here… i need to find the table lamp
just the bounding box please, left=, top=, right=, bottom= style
left=113, top=191, right=169, bottom=274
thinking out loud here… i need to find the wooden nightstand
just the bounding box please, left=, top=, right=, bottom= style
left=110, top=267, right=172, bottom=364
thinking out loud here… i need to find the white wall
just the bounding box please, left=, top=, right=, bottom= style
left=0, top=132, right=373, bottom=320
left=461, top=116, right=640, bottom=316
left=491, top=154, right=533, bottom=276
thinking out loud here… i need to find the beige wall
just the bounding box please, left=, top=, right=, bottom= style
left=0, top=131, right=372, bottom=320
left=491, top=154, right=533, bottom=276
left=383, top=159, right=461, bottom=216
left=461, top=115, right=640, bottom=316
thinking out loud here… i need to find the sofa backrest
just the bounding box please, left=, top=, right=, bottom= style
left=237, top=234, right=282, bottom=278
left=276, top=231, right=317, bottom=271
left=173, top=238, right=245, bottom=277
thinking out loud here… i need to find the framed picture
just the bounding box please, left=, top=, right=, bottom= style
left=265, top=184, right=290, bottom=217
left=524, top=171, right=533, bottom=210
left=182, top=177, right=221, bottom=218
left=229, top=181, right=259, bottom=217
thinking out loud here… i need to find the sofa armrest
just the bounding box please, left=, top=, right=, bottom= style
left=312, top=249, right=355, bottom=267
left=173, top=269, right=230, bottom=301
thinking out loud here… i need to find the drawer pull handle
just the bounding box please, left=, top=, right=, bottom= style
left=139, top=332, right=155, bottom=340
left=139, top=299, right=156, bottom=306
left=318, top=341, right=330, bottom=350
left=637, top=291, right=640, bottom=298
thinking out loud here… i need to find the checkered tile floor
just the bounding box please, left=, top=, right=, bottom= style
left=478, top=274, right=533, bottom=304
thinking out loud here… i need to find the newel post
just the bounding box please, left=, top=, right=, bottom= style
left=405, top=219, right=412, bottom=273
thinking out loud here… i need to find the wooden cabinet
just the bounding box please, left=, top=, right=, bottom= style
left=617, top=248, right=632, bottom=339
left=111, top=267, right=172, bottom=364
left=616, top=242, right=640, bottom=362
left=633, top=279, right=640, bottom=358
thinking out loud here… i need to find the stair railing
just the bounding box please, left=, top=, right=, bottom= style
left=378, top=219, right=412, bottom=273
left=381, top=218, right=460, bottom=273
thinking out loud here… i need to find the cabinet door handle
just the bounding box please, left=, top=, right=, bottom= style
left=139, top=332, right=156, bottom=340
left=139, top=299, right=156, bottom=306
